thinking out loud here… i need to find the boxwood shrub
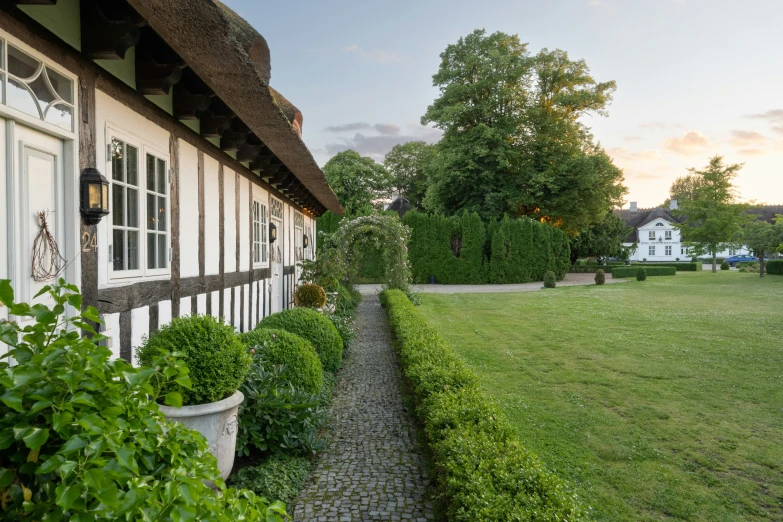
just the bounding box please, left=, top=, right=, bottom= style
left=380, top=290, right=586, bottom=521
left=257, top=308, right=343, bottom=372
left=612, top=266, right=676, bottom=278
left=294, top=283, right=327, bottom=308
left=721, top=260, right=730, bottom=270
left=639, top=262, right=702, bottom=271
left=595, top=269, right=605, bottom=285
left=241, top=328, right=323, bottom=394
left=137, top=314, right=250, bottom=405
left=766, top=260, right=783, bottom=275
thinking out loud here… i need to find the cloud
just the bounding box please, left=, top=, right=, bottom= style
left=607, top=147, right=664, bottom=162
left=324, top=125, right=442, bottom=160
left=343, top=45, right=402, bottom=63
left=771, top=125, right=783, bottom=135
left=624, top=135, right=644, bottom=142
left=747, top=109, right=783, bottom=122
left=662, top=130, right=712, bottom=155
left=730, top=130, right=768, bottom=147
left=324, top=122, right=372, bottom=133
left=629, top=172, right=665, bottom=180
left=737, top=148, right=766, bottom=156
left=373, top=124, right=400, bottom=135
left=639, top=122, right=685, bottom=130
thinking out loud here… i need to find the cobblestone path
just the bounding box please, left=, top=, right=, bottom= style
left=292, top=294, right=435, bottom=522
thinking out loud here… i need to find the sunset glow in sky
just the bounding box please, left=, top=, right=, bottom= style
left=226, top=0, right=783, bottom=209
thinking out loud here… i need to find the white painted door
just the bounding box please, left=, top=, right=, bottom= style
left=270, top=215, right=283, bottom=314
left=9, top=124, right=65, bottom=316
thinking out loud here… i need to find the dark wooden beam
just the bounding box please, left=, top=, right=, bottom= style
left=220, top=129, right=247, bottom=152
left=268, top=169, right=290, bottom=186
left=249, top=154, right=273, bottom=172
left=80, top=0, right=140, bottom=60
left=136, top=63, right=182, bottom=95
left=236, top=142, right=262, bottom=162
left=14, top=0, right=56, bottom=5
left=200, top=111, right=232, bottom=138
left=173, top=84, right=211, bottom=120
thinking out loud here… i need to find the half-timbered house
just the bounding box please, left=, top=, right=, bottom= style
left=0, top=0, right=344, bottom=363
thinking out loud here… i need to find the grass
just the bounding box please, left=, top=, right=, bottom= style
left=417, top=271, right=783, bottom=521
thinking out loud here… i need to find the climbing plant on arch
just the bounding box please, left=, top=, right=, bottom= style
left=332, top=215, right=412, bottom=291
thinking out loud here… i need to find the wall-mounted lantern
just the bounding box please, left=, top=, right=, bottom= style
left=303, top=234, right=309, bottom=249
left=269, top=222, right=277, bottom=243
left=80, top=168, right=110, bottom=225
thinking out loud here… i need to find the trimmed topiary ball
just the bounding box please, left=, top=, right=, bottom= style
left=636, top=267, right=647, bottom=281
left=240, top=328, right=323, bottom=394
left=595, top=269, right=605, bottom=285
left=721, top=260, right=730, bottom=271
left=137, top=315, right=250, bottom=405
left=294, top=283, right=327, bottom=309
left=543, top=271, right=557, bottom=288
left=257, top=308, right=343, bottom=372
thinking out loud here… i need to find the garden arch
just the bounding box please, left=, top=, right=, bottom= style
left=331, top=215, right=411, bottom=290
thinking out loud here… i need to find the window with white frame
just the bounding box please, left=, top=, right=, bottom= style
left=649, top=245, right=655, bottom=256
left=253, top=200, right=268, bottom=265
left=665, top=230, right=672, bottom=240
left=665, top=246, right=672, bottom=256
left=110, top=134, right=169, bottom=278
left=271, top=198, right=283, bottom=220
left=648, top=231, right=656, bottom=240
left=146, top=153, right=168, bottom=270
left=0, top=37, right=74, bottom=131
left=111, top=138, right=141, bottom=273
left=681, top=247, right=686, bottom=255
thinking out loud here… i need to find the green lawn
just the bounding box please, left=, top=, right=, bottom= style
left=418, top=272, right=783, bottom=521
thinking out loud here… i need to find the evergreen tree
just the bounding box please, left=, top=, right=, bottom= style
left=490, top=227, right=510, bottom=283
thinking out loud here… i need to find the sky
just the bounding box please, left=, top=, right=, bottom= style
left=225, top=0, right=783, bottom=209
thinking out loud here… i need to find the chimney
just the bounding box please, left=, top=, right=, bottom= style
left=630, top=202, right=638, bottom=214
left=670, top=199, right=678, bottom=210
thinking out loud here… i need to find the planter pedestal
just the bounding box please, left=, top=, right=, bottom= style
left=159, top=390, right=244, bottom=480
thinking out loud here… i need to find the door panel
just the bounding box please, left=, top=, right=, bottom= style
left=270, top=216, right=283, bottom=314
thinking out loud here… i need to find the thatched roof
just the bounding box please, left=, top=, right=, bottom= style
left=127, top=0, right=343, bottom=215
left=614, top=207, right=681, bottom=243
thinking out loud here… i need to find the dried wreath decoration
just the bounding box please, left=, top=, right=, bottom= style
left=31, top=211, right=65, bottom=282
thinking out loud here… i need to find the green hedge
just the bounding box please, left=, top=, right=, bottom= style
left=612, top=266, right=676, bottom=278
left=403, top=211, right=570, bottom=285
left=767, top=260, right=783, bottom=275
left=256, top=309, right=343, bottom=372
left=380, top=290, right=586, bottom=521
left=634, top=262, right=702, bottom=272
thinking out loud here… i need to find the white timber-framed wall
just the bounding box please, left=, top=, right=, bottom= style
left=0, top=5, right=326, bottom=364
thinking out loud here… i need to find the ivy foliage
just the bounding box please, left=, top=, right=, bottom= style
left=0, top=279, right=288, bottom=521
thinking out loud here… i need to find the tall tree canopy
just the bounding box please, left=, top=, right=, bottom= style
left=568, top=212, right=632, bottom=263
left=421, top=29, right=626, bottom=234
left=322, top=150, right=391, bottom=216
left=742, top=220, right=783, bottom=277
left=662, top=173, right=707, bottom=208
left=383, top=141, right=437, bottom=209
left=674, top=156, right=753, bottom=272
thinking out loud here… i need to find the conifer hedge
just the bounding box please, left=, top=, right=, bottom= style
left=766, top=260, right=783, bottom=275
left=403, top=211, right=570, bottom=284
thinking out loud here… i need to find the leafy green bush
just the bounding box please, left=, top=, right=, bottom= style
left=294, top=283, right=327, bottom=308
left=766, top=260, right=783, bottom=275
left=721, top=260, right=730, bottom=270
left=0, top=280, right=287, bottom=521
left=611, top=266, right=675, bottom=278
left=636, top=267, right=648, bottom=281
left=137, top=314, right=250, bottom=406
left=543, top=271, right=557, bottom=288
left=380, top=289, right=586, bottom=521
left=257, top=309, right=343, bottom=372
left=568, top=265, right=601, bottom=273
left=595, top=269, right=605, bottom=285
left=241, top=329, right=323, bottom=394
left=237, top=363, right=326, bottom=456
left=738, top=266, right=748, bottom=273
left=229, top=455, right=310, bottom=505
left=327, top=310, right=356, bottom=348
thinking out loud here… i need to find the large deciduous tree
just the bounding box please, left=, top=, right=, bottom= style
left=421, top=29, right=626, bottom=234
left=568, top=211, right=633, bottom=263
left=662, top=173, right=708, bottom=208
left=322, top=150, right=391, bottom=216
left=383, top=141, right=437, bottom=209
left=742, top=220, right=783, bottom=277
left=674, top=156, right=753, bottom=272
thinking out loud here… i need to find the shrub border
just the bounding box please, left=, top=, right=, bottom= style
left=611, top=266, right=676, bottom=278
left=380, top=290, right=586, bottom=521
left=766, top=260, right=783, bottom=275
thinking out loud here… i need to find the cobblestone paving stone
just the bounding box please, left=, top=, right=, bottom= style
left=292, top=294, right=435, bottom=522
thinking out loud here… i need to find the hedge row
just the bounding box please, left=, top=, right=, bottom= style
left=767, top=260, right=783, bottom=275
left=380, top=290, right=586, bottom=521
left=568, top=265, right=602, bottom=273
left=635, top=262, right=702, bottom=272
left=612, top=266, right=676, bottom=278
left=403, top=211, right=570, bottom=284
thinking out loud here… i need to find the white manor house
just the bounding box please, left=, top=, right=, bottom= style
left=615, top=201, right=783, bottom=262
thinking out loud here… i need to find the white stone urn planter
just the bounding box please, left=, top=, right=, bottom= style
left=158, top=390, right=244, bottom=480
